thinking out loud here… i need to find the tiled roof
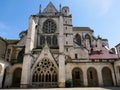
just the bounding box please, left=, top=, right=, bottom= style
left=89, top=47, right=118, bottom=59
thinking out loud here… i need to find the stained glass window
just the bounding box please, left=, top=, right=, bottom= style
left=43, top=20, right=56, bottom=33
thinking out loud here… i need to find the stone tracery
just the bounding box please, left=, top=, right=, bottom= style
left=32, top=58, right=58, bottom=87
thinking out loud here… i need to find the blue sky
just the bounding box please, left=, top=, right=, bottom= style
left=0, top=0, right=120, bottom=48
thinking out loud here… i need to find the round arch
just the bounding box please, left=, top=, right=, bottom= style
left=87, top=67, right=98, bottom=86
left=102, top=67, right=113, bottom=86
left=72, top=67, right=83, bottom=87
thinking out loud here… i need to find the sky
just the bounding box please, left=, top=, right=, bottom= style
left=0, top=0, right=120, bottom=48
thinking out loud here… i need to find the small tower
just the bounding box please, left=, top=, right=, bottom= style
left=62, top=6, right=70, bottom=16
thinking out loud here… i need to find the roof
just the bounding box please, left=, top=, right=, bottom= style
left=89, top=47, right=118, bottom=59
left=102, top=39, right=108, bottom=41
left=6, top=39, right=19, bottom=44
left=73, top=27, right=94, bottom=32
left=116, top=43, right=120, bottom=47
left=0, top=36, right=7, bottom=44
left=43, top=2, right=58, bottom=13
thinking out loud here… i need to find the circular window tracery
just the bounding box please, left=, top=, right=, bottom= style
left=42, top=20, right=56, bottom=33
left=32, top=58, right=58, bottom=87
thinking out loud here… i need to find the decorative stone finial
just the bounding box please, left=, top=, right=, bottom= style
left=39, top=4, right=42, bottom=14
left=59, top=4, right=62, bottom=12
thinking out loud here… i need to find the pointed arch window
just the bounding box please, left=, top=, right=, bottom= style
left=47, top=36, right=51, bottom=45
left=40, top=36, right=45, bottom=46
left=32, top=58, right=58, bottom=87
left=52, top=35, right=58, bottom=46
left=75, top=34, right=81, bottom=46
left=43, top=20, right=56, bottom=33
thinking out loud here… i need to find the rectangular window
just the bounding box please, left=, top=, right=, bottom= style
left=66, top=20, right=67, bottom=24
left=75, top=54, right=78, bottom=59
left=66, top=27, right=67, bottom=30
left=66, top=41, right=68, bottom=44
left=6, top=49, right=11, bottom=61
left=66, top=34, right=67, bottom=37
left=66, top=48, right=68, bottom=52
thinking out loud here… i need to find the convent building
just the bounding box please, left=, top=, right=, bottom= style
left=0, top=2, right=120, bottom=88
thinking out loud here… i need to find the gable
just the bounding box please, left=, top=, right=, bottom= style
left=31, top=44, right=58, bottom=72
left=43, top=2, right=58, bottom=13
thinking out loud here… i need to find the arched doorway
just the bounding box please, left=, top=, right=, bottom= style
left=72, top=67, right=83, bottom=87
left=102, top=67, right=113, bottom=86
left=32, top=58, right=58, bottom=87
left=87, top=67, right=98, bottom=86
left=12, top=68, right=22, bottom=87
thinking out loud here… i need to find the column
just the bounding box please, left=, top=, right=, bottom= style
left=58, top=54, right=65, bottom=87
left=114, top=62, right=120, bottom=86
left=83, top=66, right=88, bottom=86
left=111, top=67, right=117, bottom=86
left=0, top=64, right=5, bottom=88
left=97, top=68, right=103, bottom=86
left=20, top=16, right=35, bottom=88
left=116, top=67, right=120, bottom=86
left=58, top=15, right=65, bottom=88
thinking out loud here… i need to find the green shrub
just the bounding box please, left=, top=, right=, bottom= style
left=66, top=79, right=72, bottom=87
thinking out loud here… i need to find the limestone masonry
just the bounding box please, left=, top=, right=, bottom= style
left=0, top=2, right=120, bottom=88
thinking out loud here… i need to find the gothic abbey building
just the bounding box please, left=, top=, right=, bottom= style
left=0, top=2, right=120, bottom=88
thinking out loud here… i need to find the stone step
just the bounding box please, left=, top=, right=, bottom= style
left=2, top=87, right=120, bottom=90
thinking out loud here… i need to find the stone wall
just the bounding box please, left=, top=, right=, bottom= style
left=66, top=62, right=116, bottom=86
left=0, top=38, right=7, bottom=59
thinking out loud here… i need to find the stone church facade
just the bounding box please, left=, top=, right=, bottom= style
left=0, top=2, right=120, bottom=88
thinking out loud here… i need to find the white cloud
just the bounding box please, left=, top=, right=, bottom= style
left=99, top=0, right=113, bottom=16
